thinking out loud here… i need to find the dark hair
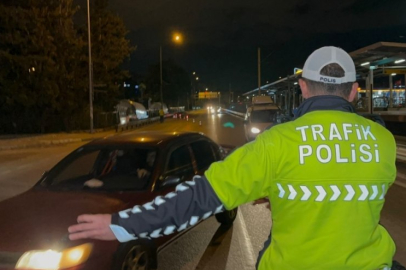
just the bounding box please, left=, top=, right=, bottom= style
left=302, top=63, right=353, bottom=98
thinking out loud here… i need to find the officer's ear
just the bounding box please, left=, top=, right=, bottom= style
left=348, top=82, right=359, bottom=102
left=299, top=78, right=310, bottom=99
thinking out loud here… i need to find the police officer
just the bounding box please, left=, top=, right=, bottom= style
left=68, top=47, right=396, bottom=270
left=159, top=108, right=164, bottom=123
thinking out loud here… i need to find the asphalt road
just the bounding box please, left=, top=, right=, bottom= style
left=0, top=109, right=405, bottom=268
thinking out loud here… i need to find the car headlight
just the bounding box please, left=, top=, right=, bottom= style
left=16, top=243, right=92, bottom=270
left=210, top=109, right=215, bottom=113
left=251, top=127, right=261, bottom=134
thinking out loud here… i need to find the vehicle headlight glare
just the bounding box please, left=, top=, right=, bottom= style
left=16, top=250, right=61, bottom=269
left=251, top=127, right=260, bottom=134
left=16, top=243, right=92, bottom=270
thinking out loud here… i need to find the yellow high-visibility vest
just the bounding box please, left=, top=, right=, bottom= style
left=206, top=110, right=396, bottom=270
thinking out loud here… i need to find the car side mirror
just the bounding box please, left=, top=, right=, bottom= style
left=161, top=175, right=181, bottom=188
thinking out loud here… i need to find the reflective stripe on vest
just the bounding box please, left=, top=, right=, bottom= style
left=276, top=183, right=387, bottom=202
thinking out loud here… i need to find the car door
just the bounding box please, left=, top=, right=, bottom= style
left=160, top=143, right=195, bottom=188
left=190, top=140, right=218, bottom=175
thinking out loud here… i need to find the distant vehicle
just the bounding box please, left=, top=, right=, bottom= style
left=117, top=99, right=148, bottom=125
left=251, top=96, right=274, bottom=105
left=206, top=105, right=220, bottom=114
left=149, top=102, right=168, bottom=116
left=244, top=96, right=281, bottom=141
left=0, top=131, right=237, bottom=270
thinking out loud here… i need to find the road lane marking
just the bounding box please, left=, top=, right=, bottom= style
left=394, top=180, right=406, bottom=189
left=18, top=164, right=31, bottom=169
left=0, top=169, right=11, bottom=175
left=236, top=209, right=257, bottom=269
left=395, top=171, right=406, bottom=189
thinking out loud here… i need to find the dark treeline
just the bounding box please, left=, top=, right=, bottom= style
left=0, top=0, right=133, bottom=133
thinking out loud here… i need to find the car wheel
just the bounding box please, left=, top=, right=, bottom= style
left=215, top=207, right=238, bottom=226
left=113, top=243, right=157, bottom=270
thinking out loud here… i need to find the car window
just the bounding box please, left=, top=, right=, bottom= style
left=164, top=145, right=194, bottom=179
left=48, top=147, right=156, bottom=191
left=251, top=109, right=280, bottom=123
left=190, top=140, right=217, bottom=171
left=52, top=150, right=100, bottom=185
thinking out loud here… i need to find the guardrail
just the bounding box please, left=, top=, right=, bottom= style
left=115, top=115, right=169, bottom=132
left=221, top=108, right=245, bottom=119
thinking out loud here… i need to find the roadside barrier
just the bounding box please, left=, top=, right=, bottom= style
left=221, top=108, right=245, bottom=119
left=115, top=115, right=172, bottom=132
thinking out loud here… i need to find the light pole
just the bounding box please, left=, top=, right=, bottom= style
left=160, top=33, right=183, bottom=111
left=87, top=0, right=94, bottom=133
left=191, top=72, right=197, bottom=110
left=160, top=45, right=163, bottom=110
left=258, top=47, right=261, bottom=95
left=195, top=77, right=199, bottom=108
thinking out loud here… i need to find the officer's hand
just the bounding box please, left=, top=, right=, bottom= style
left=83, top=178, right=103, bottom=188
left=68, top=214, right=116, bottom=241
left=137, top=168, right=149, bottom=178
left=253, top=198, right=271, bottom=210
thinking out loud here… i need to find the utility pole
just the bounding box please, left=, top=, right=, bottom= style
left=229, top=82, right=231, bottom=104
left=258, top=47, right=261, bottom=95
left=369, top=68, right=374, bottom=114
left=160, top=46, right=163, bottom=110
left=87, top=0, right=94, bottom=133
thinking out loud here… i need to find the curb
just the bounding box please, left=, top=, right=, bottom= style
left=0, top=137, right=98, bottom=151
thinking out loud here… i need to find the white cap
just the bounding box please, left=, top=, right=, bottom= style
left=302, top=46, right=356, bottom=84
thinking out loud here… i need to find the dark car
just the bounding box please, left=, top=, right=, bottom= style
left=0, top=131, right=237, bottom=270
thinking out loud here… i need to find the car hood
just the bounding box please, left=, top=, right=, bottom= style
left=0, top=189, right=148, bottom=252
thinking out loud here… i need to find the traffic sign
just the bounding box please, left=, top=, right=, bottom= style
left=198, top=92, right=218, bottom=99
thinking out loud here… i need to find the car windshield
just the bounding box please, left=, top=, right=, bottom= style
left=41, top=147, right=157, bottom=191
left=251, top=109, right=279, bottom=123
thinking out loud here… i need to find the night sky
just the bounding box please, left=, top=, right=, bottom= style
left=87, top=0, right=406, bottom=94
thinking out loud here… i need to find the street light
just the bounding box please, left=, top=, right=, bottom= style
left=172, top=33, right=183, bottom=44
left=160, top=32, right=184, bottom=110
left=87, top=0, right=94, bottom=133
left=191, top=72, right=197, bottom=110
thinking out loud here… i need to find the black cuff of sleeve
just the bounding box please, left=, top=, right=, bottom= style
left=111, top=213, right=120, bottom=225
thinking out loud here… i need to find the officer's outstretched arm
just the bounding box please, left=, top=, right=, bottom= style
left=69, top=137, right=271, bottom=242
left=109, top=175, right=225, bottom=242
left=205, top=134, right=272, bottom=210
